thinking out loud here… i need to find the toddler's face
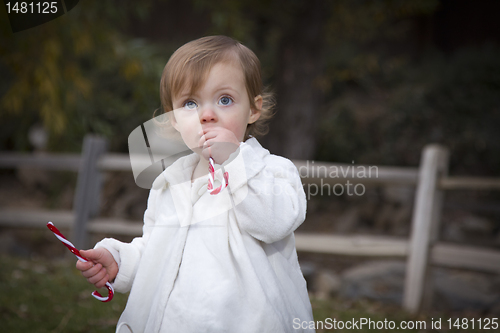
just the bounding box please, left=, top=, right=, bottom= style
left=170, top=61, right=260, bottom=154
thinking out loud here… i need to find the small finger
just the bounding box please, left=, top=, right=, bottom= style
left=95, top=274, right=110, bottom=289
left=203, top=139, right=214, bottom=148
left=76, top=260, right=93, bottom=271
left=87, top=268, right=107, bottom=285
left=203, top=130, right=218, bottom=140
left=201, top=148, right=211, bottom=160
left=81, top=263, right=102, bottom=279
left=204, top=146, right=212, bottom=159
left=198, top=136, right=206, bottom=148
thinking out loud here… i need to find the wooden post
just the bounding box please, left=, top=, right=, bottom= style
left=72, top=135, right=107, bottom=250
left=403, top=144, right=449, bottom=314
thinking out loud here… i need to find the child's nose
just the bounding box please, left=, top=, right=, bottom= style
left=199, top=106, right=218, bottom=123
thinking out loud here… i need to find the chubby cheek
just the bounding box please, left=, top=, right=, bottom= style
left=173, top=112, right=203, bottom=149
left=231, top=126, right=246, bottom=142
left=226, top=117, right=248, bottom=142
left=179, top=129, right=199, bottom=149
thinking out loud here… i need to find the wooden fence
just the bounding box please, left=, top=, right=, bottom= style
left=1, top=134, right=500, bottom=314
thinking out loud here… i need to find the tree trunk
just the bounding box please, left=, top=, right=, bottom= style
left=262, top=0, right=328, bottom=160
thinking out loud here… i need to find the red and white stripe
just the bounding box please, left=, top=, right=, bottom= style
left=47, top=222, right=114, bottom=302
left=207, top=157, right=229, bottom=195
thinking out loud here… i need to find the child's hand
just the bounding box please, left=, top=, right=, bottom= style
left=76, top=248, right=118, bottom=289
left=199, top=127, right=240, bottom=164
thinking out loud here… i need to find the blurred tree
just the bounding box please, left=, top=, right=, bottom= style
left=0, top=1, right=168, bottom=152
left=193, top=0, right=439, bottom=159
left=1, top=0, right=497, bottom=177
left=267, top=0, right=329, bottom=159
left=0, top=0, right=439, bottom=157
left=317, top=42, right=500, bottom=175
left=386, top=45, right=500, bottom=174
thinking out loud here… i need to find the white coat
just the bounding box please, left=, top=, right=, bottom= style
left=95, top=137, right=315, bottom=333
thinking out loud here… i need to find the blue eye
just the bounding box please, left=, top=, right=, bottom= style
left=218, top=96, right=233, bottom=106
left=183, top=100, right=198, bottom=110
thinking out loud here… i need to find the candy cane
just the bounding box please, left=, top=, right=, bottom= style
left=207, top=157, right=229, bottom=195
left=46, top=222, right=114, bottom=302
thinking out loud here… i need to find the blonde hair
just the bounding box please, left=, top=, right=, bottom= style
left=159, top=35, right=274, bottom=140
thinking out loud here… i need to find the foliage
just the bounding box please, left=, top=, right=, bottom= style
left=0, top=0, right=497, bottom=175
left=321, top=0, right=439, bottom=91
left=0, top=1, right=168, bottom=152
left=0, top=254, right=128, bottom=332
left=317, top=45, right=500, bottom=175
left=1, top=254, right=476, bottom=333
left=307, top=0, right=499, bottom=175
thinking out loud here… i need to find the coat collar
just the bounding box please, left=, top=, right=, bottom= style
left=151, top=137, right=269, bottom=227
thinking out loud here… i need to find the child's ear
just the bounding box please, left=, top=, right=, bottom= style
left=248, top=95, right=263, bottom=124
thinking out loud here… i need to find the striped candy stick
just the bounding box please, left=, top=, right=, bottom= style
left=207, top=157, right=229, bottom=195
left=46, top=222, right=114, bottom=302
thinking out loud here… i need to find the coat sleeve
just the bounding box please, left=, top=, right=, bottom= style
left=222, top=142, right=307, bottom=244
left=94, top=186, right=159, bottom=293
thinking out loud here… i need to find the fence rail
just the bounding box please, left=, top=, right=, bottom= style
left=0, top=152, right=81, bottom=171
left=1, top=134, right=499, bottom=315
